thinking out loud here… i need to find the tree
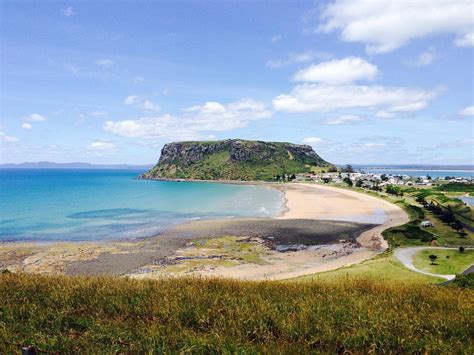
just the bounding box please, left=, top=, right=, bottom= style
left=416, top=195, right=426, bottom=205
left=451, top=220, right=464, bottom=232
left=322, top=177, right=331, bottom=184
left=343, top=177, right=353, bottom=187
left=328, top=166, right=338, bottom=173
left=386, top=185, right=403, bottom=196
left=290, top=173, right=296, bottom=181
left=429, top=254, right=438, bottom=265
left=380, top=174, right=389, bottom=182
left=342, top=164, right=354, bottom=173
left=355, top=179, right=363, bottom=188
left=459, top=246, right=465, bottom=253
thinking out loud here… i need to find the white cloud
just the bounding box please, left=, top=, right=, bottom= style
left=317, top=0, right=474, bottom=53
left=302, top=137, right=323, bottom=144
left=0, top=131, right=19, bottom=143
left=458, top=106, right=474, bottom=116
left=124, top=95, right=161, bottom=112
left=61, top=6, right=74, bottom=17
left=124, top=95, right=139, bottom=105
left=455, top=32, right=474, bottom=47
left=273, top=83, right=438, bottom=113
left=95, top=58, right=114, bottom=69
left=294, top=57, right=378, bottom=84
left=374, top=110, right=395, bottom=119
left=266, top=51, right=332, bottom=68
left=323, top=114, right=364, bottom=125
left=142, top=100, right=161, bottom=112
left=104, top=99, right=272, bottom=141
left=87, top=141, right=116, bottom=151
left=271, top=35, right=282, bottom=43
left=23, top=113, right=46, bottom=122
left=182, top=99, right=271, bottom=131
left=414, top=48, right=436, bottom=67
left=134, top=76, right=145, bottom=84
left=21, top=123, right=32, bottom=130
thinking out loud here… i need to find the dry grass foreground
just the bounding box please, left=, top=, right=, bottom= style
left=0, top=273, right=472, bottom=353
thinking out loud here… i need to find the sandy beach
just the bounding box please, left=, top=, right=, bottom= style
left=0, top=183, right=408, bottom=279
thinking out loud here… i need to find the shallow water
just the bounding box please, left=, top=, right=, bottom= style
left=0, top=169, right=284, bottom=242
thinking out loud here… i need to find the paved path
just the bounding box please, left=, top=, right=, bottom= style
left=394, top=247, right=473, bottom=281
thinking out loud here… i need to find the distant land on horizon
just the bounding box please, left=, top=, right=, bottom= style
left=0, top=162, right=154, bottom=169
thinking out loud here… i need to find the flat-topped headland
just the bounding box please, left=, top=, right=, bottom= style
left=139, top=139, right=331, bottom=181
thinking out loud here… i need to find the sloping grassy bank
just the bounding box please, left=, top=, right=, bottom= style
left=1, top=273, right=472, bottom=353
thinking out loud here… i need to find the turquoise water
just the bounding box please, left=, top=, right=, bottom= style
left=0, top=169, right=283, bottom=242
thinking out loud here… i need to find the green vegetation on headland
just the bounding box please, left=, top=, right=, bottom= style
left=141, top=139, right=331, bottom=181
left=1, top=273, right=472, bottom=353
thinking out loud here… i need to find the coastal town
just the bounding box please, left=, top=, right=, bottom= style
left=294, top=167, right=473, bottom=189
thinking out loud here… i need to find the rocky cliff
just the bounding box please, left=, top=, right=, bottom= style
left=140, top=139, right=330, bottom=181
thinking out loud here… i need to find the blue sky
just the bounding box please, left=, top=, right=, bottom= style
left=1, top=0, right=473, bottom=165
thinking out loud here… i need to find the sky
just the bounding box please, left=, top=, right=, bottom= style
left=1, top=0, right=473, bottom=165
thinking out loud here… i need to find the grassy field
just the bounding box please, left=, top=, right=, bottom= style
left=1, top=273, right=473, bottom=353
left=291, top=254, right=444, bottom=284
left=413, top=249, right=474, bottom=275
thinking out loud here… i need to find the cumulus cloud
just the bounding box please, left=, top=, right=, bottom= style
left=87, top=141, right=116, bottom=151
left=21, top=123, right=32, bottom=130
left=0, top=131, right=19, bottom=143
left=317, top=0, right=474, bottom=53
left=104, top=99, right=272, bottom=141
left=458, top=106, right=474, bottom=116
left=294, top=57, right=378, bottom=84
left=22, top=113, right=46, bottom=122
left=266, top=51, right=332, bottom=68
left=273, top=83, right=438, bottom=113
left=95, top=58, right=114, bottom=69
left=323, top=114, right=364, bottom=125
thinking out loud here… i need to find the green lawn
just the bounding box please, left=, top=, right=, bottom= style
left=413, top=249, right=474, bottom=275
left=291, top=254, right=444, bottom=284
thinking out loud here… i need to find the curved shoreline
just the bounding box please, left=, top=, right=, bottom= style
left=255, top=183, right=409, bottom=279
left=141, top=182, right=408, bottom=280
left=0, top=182, right=409, bottom=279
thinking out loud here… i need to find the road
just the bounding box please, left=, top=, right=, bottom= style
left=394, top=247, right=473, bottom=281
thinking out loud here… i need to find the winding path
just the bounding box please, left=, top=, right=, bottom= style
left=394, top=247, right=473, bottom=281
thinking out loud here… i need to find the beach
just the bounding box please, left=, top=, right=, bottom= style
left=0, top=183, right=408, bottom=279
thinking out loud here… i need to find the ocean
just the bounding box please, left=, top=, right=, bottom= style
left=0, top=169, right=283, bottom=242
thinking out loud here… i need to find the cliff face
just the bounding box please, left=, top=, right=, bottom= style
left=141, top=139, right=330, bottom=181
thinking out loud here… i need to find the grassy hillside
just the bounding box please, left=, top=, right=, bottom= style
left=1, top=273, right=472, bottom=353
left=144, top=139, right=331, bottom=181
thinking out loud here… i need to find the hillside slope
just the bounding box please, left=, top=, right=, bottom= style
left=141, top=139, right=330, bottom=181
